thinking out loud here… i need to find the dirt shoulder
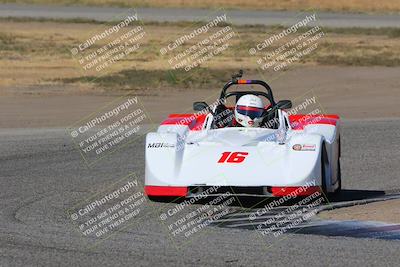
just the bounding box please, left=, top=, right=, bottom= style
left=1, top=65, right=399, bottom=128
left=1, top=19, right=399, bottom=91
left=319, top=199, right=400, bottom=224
left=0, top=19, right=399, bottom=128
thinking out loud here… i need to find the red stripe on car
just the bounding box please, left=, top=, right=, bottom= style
left=270, top=186, right=321, bottom=197
left=289, top=114, right=339, bottom=130
left=160, top=114, right=208, bottom=131
left=145, top=186, right=188, bottom=197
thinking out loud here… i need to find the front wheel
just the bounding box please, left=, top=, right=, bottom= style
left=320, top=145, right=329, bottom=201
left=332, top=137, right=342, bottom=195
left=332, top=159, right=342, bottom=195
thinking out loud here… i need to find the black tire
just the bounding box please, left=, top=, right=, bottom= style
left=332, top=158, right=342, bottom=195
left=320, top=144, right=329, bottom=202
left=332, top=137, right=342, bottom=195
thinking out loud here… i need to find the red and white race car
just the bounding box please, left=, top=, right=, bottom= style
left=145, top=72, right=341, bottom=201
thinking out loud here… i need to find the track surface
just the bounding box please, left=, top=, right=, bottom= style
left=1, top=119, right=400, bottom=266
left=0, top=3, right=400, bottom=27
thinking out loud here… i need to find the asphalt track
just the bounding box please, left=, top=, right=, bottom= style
left=1, top=119, right=400, bottom=266
left=0, top=3, right=400, bottom=28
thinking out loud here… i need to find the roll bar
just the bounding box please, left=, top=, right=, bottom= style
left=219, top=70, right=276, bottom=105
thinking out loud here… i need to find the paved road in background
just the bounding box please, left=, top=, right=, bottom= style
left=0, top=3, right=400, bottom=27
left=1, top=119, right=400, bottom=266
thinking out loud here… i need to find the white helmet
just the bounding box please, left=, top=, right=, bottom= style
left=234, top=94, right=264, bottom=127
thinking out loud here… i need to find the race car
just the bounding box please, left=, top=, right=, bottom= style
left=145, top=71, right=341, bottom=201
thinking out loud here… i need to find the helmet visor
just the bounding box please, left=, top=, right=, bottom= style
left=236, top=105, right=264, bottom=119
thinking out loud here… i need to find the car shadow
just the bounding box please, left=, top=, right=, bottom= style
left=174, top=189, right=386, bottom=209
left=327, top=189, right=385, bottom=202
left=148, top=189, right=388, bottom=209
left=233, top=189, right=387, bottom=208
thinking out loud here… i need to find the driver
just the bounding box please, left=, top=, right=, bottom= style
left=234, top=94, right=264, bottom=127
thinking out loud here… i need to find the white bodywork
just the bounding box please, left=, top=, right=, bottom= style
left=145, top=110, right=340, bottom=194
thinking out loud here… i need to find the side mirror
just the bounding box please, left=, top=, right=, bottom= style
left=193, top=101, right=210, bottom=112
left=276, top=100, right=292, bottom=109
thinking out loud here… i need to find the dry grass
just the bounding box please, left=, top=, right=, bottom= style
left=0, top=19, right=399, bottom=91
left=2, top=0, right=400, bottom=13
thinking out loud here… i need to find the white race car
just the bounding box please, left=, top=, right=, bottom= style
left=145, top=71, right=341, bottom=201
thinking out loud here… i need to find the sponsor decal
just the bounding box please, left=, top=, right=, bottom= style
left=292, top=144, right=302, bottom=151
left=147, top=143, right=175, bottom=148
left=292, top=144, right=316, bottom=151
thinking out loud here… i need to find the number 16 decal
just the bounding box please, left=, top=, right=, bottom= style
left=218, top=152, right=249, bottom=163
